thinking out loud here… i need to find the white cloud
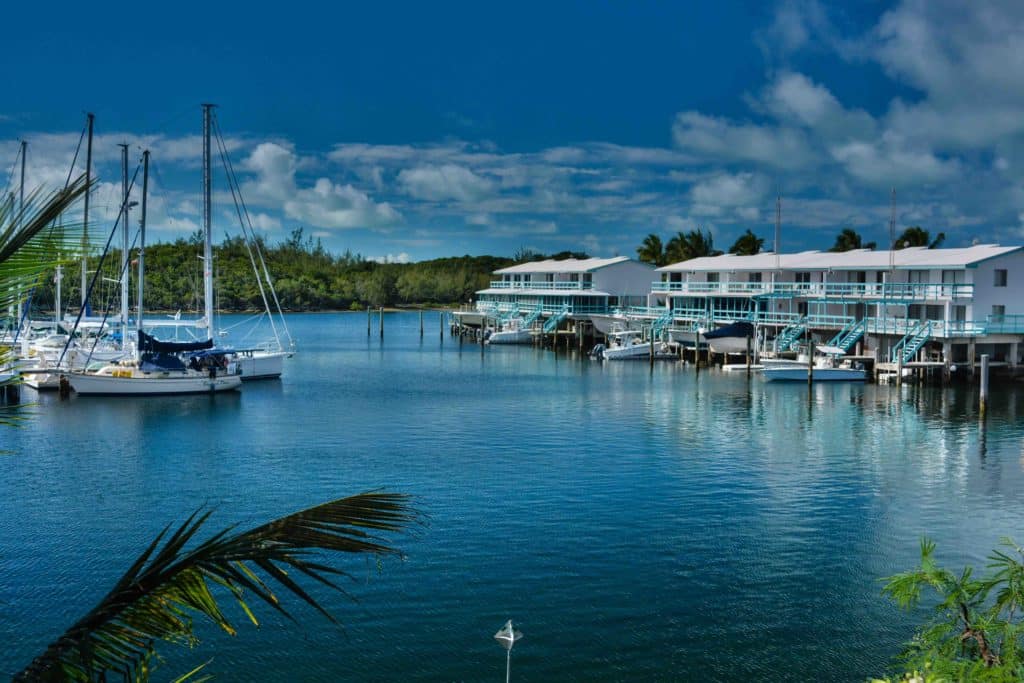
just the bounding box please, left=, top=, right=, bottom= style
left=368, top=252, right=410, bottom=264
left=671, top=111, right=817, bottom=170
left=397, top=164, right=494, bottom=202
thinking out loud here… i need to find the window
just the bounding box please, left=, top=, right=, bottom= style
left=706, top=273, right=720, bottom=283
left=994, top=269, right=1008, bottom=287
left=749, top=272, right=763, bottom=283
left=795, top=272, right=811, bottom=284
left=992, top=305, right=1006, bottom=319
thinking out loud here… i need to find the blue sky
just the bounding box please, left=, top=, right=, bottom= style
left=2, top=1, right=1023, bottom=262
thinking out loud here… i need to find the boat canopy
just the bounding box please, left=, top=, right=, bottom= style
left=139, top=331, right=213, bottom=353
left=702, top=321, right=754, bottom=340
left=139, top=352, right=188, bottom=372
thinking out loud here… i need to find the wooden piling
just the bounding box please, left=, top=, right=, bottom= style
left=367, top=305, right=371, bottom=337
left=745, top=334, right=752, bottom=380
left=419, top=310, right=424, bottom=337
left=379, top=307, right=384, bottom=338
left=440, top=311, right=444, bottom=342
left=980, top=353, right=990, bottom=420
left=807, top=340, right=815, bottom=387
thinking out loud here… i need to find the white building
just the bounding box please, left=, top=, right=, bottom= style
left=651, top=245, right=1024, bottom=366
left=473, top=256, right=655, bottom=324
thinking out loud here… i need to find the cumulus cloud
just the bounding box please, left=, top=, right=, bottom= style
left=397, top=164, right=495, bottom=202
left=245, top=142, right=401, bottom=230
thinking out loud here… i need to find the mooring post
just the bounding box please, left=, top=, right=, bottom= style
left=649, top=326, right=655, bottom=368
left=379, top=307, right=384, bottom=338
left=980, top=353, right=990, bottom=420
left=419, top=309, right=424, bottom=337
left=807, top=340, right=815, bottom=387
left=745, top=334, right=752, bottom=380
left=440, top=311, right=444, bottom=343
left=367, top=305, right=371, bottom=337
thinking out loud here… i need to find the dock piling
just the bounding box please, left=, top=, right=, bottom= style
left=379, top=307, right=384, bottom=339
left=367, top=305, right=371, bottom=337
left=807, top=340, right=815, bottom=387
left=980, top=353, right=990, bottom=420
left=419, top=310, right=424, bottom=337
left=745, top=334, right=752, bottom=380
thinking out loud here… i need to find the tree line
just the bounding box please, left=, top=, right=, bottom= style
left=635, top=226, right=947, bottom=266
left=24, top=228, right=514, bottom=314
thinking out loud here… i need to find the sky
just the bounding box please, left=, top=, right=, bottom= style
left=2, top=0, right=1023, bottom=263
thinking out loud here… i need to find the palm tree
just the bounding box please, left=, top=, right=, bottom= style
left=635, top=233, right=665, bottom=266
left=15, top=492, right=417, bottom=682
left=895, top=225, right=945, bottom=249
left=665, top=228, right=721, bottom=263
left=1, top=174, right=91, bottom=425
left=828, top=228, right=876, bottom=252
left=727, top=229, right=764, bottom=256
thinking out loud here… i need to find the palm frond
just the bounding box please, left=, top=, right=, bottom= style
left=15, top=492, right=418, bottom=682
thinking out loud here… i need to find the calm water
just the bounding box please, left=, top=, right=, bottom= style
left=3, top=312, right=1024, bottom=681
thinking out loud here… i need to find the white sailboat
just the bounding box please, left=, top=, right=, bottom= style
left=65, top=149, right=242, bottom=396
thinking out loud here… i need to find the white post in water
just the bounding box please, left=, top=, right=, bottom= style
left=980, top=353, right=990, bottom=419
left=494, top=620, right=522, bottom=683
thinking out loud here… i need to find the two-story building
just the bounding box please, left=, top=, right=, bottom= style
left=466, top=256, right=655, bottom=332
left=651, top=245, right=1024, bottom=366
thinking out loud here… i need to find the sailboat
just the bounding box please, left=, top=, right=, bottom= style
left=202, top=105, right=294, bottom=379
left=64, top=149, right=242, bottom=395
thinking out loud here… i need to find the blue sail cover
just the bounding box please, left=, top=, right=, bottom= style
left=138, top=330, right=213, bottom=353
left=702, top=321, right=755, bottom=340
left=140, top=352, right=188, bottom=372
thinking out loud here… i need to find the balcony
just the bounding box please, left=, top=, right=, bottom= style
left=651, top=280, right=973, bottom=301
left=489, top=280, right=594, bottom=290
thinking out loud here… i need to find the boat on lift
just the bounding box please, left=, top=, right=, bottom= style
left=762, top=345, right=866, bottom=382
left=699, top=321, right=755, bottom=354
left=486, top=317, right=532, bottom=345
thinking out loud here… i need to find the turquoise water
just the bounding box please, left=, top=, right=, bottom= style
left=3, top=311, right=1024, bottom=681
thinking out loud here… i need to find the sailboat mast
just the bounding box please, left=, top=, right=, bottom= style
left=202, top=104, right=215, bottom=337
left=138, top=150, right=149, bottom=338
left=18, top=140, right=26, bottom=326
left=119, top=143, right=130, bottom=348
left=81, top=113, right=93, bottom=310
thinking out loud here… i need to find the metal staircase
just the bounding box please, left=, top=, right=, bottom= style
left=827, top=318, right=866, bottom=353
left=651, top=310, right=674, bottom=339
left=542, top=305, right=571, bottom=333
left=520, top=305, right=544, bottom=328
left=890, top=321, right=932, bottom=364
left=774, top=318, right=806, bottom=351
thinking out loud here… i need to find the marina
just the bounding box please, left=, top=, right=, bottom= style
left=4, top=311, right=1024, bottom=680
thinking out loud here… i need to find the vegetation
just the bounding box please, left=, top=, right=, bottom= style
left=636, top=228, right=721, bottom=266
left=896, top=226, right=945, bottom=250
left=0, top=175, right=90, bottom=424
left=829, top=228, right=877, bottom=252
left=26, top=228, right=513, bottom=314
left=877, top=538, right=1024, bottom=681
left=727, top=229, right=764, bottom=256
left=15, top=492, right=417, bottom=682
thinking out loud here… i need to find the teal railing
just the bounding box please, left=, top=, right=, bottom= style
left=828, top=318, right=866, bottom=353
left=890, top=321, right=932, bottom=364
left=775, top=319, right=806, bottom=352
left=543, top=305, right=571, bottom=333
left=652, top=280, right=973, bottom=300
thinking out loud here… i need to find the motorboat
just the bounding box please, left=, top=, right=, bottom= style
left=700, top=321, right=755, bottom=354
left=763, top=346, right=865, bottom=382
left=486, top=317, right=532, bottom=345
left=594, top=329, right=654, bottom=360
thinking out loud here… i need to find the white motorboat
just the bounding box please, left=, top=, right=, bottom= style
left=700, top=321, right=755, bottom=354
left=486, top=317, right=532, bottom=345
left=763, top=349, right=866, bottom=382
left=232, top=348, right=291, bottom=378
left=595, top=329, right=654, bottom=360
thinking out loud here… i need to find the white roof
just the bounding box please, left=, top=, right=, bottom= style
left=477, top=287, right=611, bottom=296
left=495, top=256, right=642, bottom=274
left=657, top=245, right=1021, bottom=272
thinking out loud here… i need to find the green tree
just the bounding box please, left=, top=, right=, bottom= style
left=1, top=175, right=91, bottom=424
left=727, top=229, right=764, bottom=256
left=636, top=233, right=666, bottom=266
left=829, top=228, right=877, bottom=252
left=15, top=492, right=416, bottom=682
left=896, top=226, right=945, bottom=249
left=665, top=228, right=721, bottom=263
left=878, top=538, right=1024, bottom=680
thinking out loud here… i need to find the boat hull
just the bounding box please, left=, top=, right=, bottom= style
left=235, top=350, right=288, bottom=380
left=763, top=367, right=866, bottom=382
left=66, top=372, right=242, bottom=395
left=487, top=330, right=532, bottom=345
left=603, top=342, right=652, bottom=360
